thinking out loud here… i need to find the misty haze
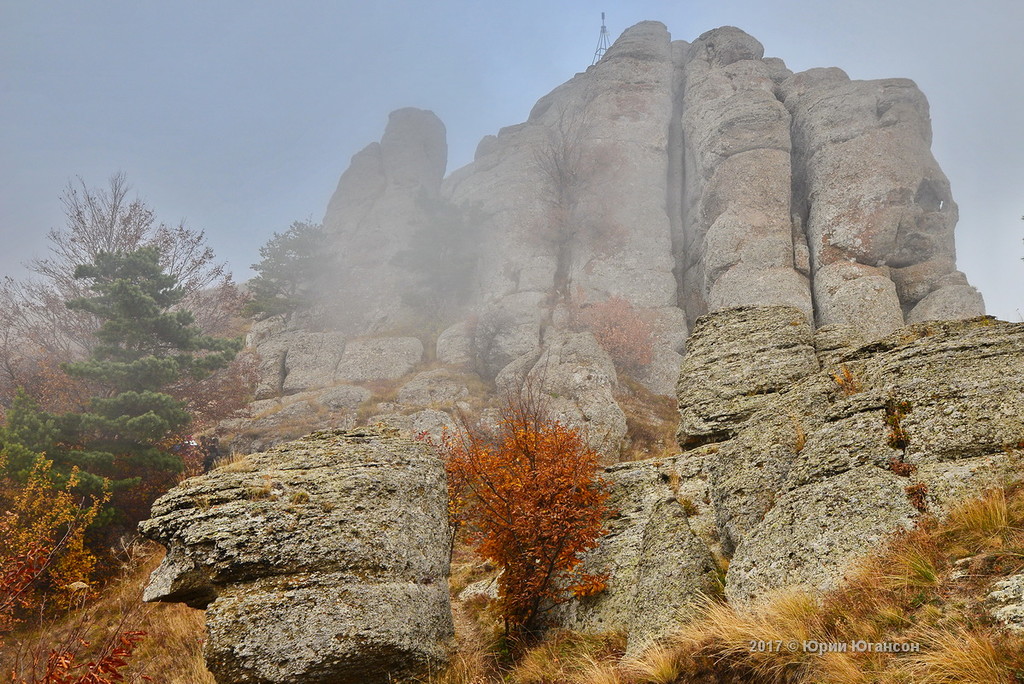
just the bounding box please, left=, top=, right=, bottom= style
left=1, top=4, right=1023, bottom=683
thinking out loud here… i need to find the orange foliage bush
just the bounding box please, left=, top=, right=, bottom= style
left=0, top=457, right=147, bottom=684
left=441, top=385, right=610, bottom=639
left=0, top=457, right=106, bottom=616
left=10, top=629, right=149, bottom=684
left=575, top=296, right=654, bottom=374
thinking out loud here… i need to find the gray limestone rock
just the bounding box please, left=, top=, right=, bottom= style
left=457, top=576, right=499, bottom=603
left=397, top=369, right=469, bottom=406
left=676, top=306, right=819, bottom=446
left=251, top=329, right=346, bottom=399
left=368, top=408, right=459, bottom=443
left=906, top=283, right=986, bottom=324
left=781, top=70, right=977, bottom=337
left=553, top=454, right=718, bottom=654
left=139, top=428, right=454, bottom=683
left=318, top=384, right=373, bottom=412
left=987, top=574, right=1024, bottom=633
left=334, top=337, right=424, bottom=382
left=436, top=322, right=473, bottom=366
left=725, top=466, right=918, bottom=606
left=679, top=308, right=1024, bottom=606
left=680, top=28, right=812, bottom=323
left=504, top=330, right=628, bottom=462
left=812, top=261, right=905, bottom=344
left=322, top=108, right=448, bottom=333
left=209, top=19, right=1001, bottom=656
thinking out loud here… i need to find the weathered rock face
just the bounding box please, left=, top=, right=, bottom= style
left=553, top=453, right=719, bottom=654
left=680, top=27, right=812, bottom=322
left=988, top=574, right=1024, bottom=632
left=321, top=107, right=447, bottom=333
left=213, top=21, right=999, bottom=657
left=555, top=308, right=1023, bottom=647
left=780, top=69, right=984, bottom=340
left=495, top=329, right=628, bottom=462
left=678, top=308, right=1024, bottom=606
left=253, top=21, right=982, bottom=409
left=139, top=428, right=454, bottom=684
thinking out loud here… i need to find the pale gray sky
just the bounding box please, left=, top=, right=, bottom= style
left=2, top=1, right=1021, bottom=319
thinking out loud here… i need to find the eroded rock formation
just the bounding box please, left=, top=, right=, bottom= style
left=237, top=22, right=983, bottom=454
left=139, top=428, right=454, bottom=683
left=556, top=308, right=1023, bottom=648
left=196, top=19, right=1003, bottom=665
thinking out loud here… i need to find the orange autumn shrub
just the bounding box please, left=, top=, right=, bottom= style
left=441, top=386, right=610, bottom=639
left=0, top=456, right=106, bottom=625
left=1, top=456, right=148, bottom=684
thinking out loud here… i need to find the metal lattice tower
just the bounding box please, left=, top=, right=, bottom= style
left=592, top=12, right=611, bottom=65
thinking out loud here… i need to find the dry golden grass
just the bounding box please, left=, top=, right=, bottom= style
left=616, top=379, right=679, bottom=462
left=419, top=588, right=500, bottom=684
left=942, top=488, right=1013, bottom=552
left=833, top=364, right=864, bottom=396
left=904, top=625, right=1016, bottom=684
left=790, top=414, right=808, bottom=453
left=509, top=631, right=624, bottom=684
left=621, top=641, right=685, bottom=684
left=573, top=655, right=624, bottom=684
left=213, top=449, right=254, bottom=472
left=1, top=542, right=213, bottom=683
left=592, top=481, right=1024, bottom=683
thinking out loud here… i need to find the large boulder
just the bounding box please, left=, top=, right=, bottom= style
left=552, top=453, right=719, bottom=654
left=333, top=336, right=424, bottom=382
left=676, top=306, right=819, bottom=447
left=677, top=308, right=1024, bottom=607
left=139, top=428, right=454, bottom=683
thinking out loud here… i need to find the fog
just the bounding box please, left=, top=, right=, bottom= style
left=1, top=0, right=1021, bottom=319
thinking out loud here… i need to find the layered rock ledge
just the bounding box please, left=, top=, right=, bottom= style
left=139, top=427, right=454, bottom=684
left=556, top=308, right=1024, bottom=647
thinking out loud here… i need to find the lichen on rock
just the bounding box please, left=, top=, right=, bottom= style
left=139, top=427, right=454, bottom=683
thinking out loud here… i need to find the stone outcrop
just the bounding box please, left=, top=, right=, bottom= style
left=988, top=574, right=1024, bottom=632
left=678, top=308, right=1024, bottom=607
left=553, top=308, right=1023, bottom=648
left=780, top=69, right=984, bottom=340
left=553, top=452, right=719, bottom=654
left=206, top=19, right=1002, bottom=660
left=321, top=107, right=447, bottom=333
left=495, top=329, right=628, bottom=461
left=249, top=21, right=982, bottom=414
left=680, top=27, right=812, bottom=322
left=139, top=428, right=454, bottom=683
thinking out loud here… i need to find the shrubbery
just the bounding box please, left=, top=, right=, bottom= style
left=574, top=296, right=654, bottom=374
left=244, top=220, right=329, bottom=318
left=440, top=382, right=610, bottom=642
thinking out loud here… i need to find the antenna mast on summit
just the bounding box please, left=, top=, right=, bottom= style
left=592, top=12, right=610, bottom=65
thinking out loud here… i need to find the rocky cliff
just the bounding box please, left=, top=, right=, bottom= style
left=136, top=20, right=1015, bottom=683
left=229, top=22, right=984, bottom=456
left=146, top=311, right=1024, bottom=676
left=554, top=309, right=1024, bottom=653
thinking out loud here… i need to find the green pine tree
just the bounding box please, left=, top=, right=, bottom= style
left=4, top=247, right=240, bottom=513
left=243, top=221, right=329, bottom=318
left=1, top=390, right=58, bottom=482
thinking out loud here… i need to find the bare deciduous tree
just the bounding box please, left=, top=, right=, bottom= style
left=532, top=98, right=624, bottom=303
